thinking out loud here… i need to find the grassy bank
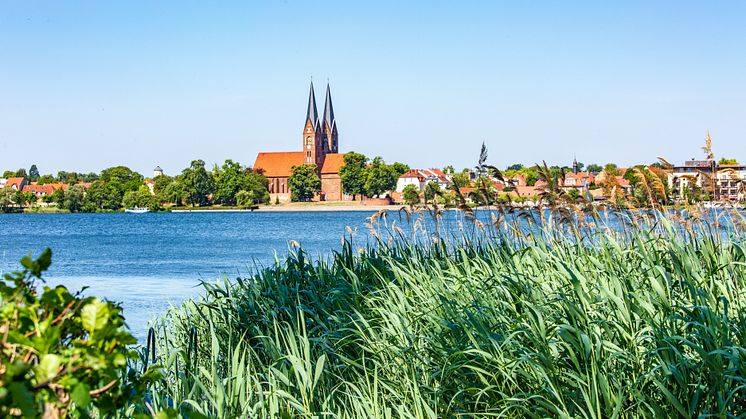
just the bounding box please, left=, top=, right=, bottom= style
left=132, top=210, right=746, bottom=418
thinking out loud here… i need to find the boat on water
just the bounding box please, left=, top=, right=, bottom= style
left=124, top=207, right=150, bottom=214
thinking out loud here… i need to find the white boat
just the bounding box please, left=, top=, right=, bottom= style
left=124, top=207, right=150, bottom=213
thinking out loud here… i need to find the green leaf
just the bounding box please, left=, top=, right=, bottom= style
left=71, top=382, right=91, bottom=408
left=81, top=299, right=109, bottom=334
left=35, top=354, right=62, bottom=382
left=8, top=382, right=36, bottom=417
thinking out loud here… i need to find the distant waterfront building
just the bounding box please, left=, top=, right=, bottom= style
left=153, top=166, right=164, bottom=178
left=395, top=169, right=450, bottom=193
left=253, top=82, right=346, bottom=202
left=5, top=177, right=26, bottom=191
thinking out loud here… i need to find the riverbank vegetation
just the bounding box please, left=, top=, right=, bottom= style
left=133, top=208, right=746, bottom=418
left=4, top=205, right=744, bottom=417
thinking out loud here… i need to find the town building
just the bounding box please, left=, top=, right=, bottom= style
left=5, top=177, right=26, bottom=191
left=153, top=166, right=164, bottom=178
left=395, top=168, right=450, bottom=193
left=253, top=82, right=346, bottom=202
left=715, top=164, right=746, bottom=202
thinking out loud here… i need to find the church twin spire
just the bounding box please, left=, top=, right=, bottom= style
left=305, top=81, right=336, bottom=129
left=304, top=81, right=338, bottom=155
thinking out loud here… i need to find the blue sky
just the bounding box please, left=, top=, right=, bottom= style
left=0, top=1, right=744, bottom=175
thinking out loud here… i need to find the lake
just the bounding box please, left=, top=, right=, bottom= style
left=0, top=211, right=383, bottom=340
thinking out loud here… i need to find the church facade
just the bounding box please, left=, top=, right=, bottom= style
left=253, top=82, right=346, bottom=202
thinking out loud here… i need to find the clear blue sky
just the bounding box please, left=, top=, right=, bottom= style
left=1, top=1, right=744, bottom=176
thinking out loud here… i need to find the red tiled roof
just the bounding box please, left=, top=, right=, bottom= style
left=400, top=170, right=424, bottom=179
left=76, top=182, right=93, bottom=189
left=254, top=152, right=306, bottom=178
left=46, top=183, right=69, bottom=191
left=6, top=177, right=25, bottom=188
left=23, top=184, right=55, bottom=195
left=320, top=153, right=346, bottom=174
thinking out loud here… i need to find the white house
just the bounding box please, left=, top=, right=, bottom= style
left=395, top=169, right=450, bottom=193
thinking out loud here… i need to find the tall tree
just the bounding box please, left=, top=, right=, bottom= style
left=212, top=159, right=246, bottom=205
left=389, top=162, right=410, bottom=177
left=64, top=185, right=86, bottom=212
left=339, top=152, right=368, bottom=200
left=28, top=165, right=40, bottom=182
left=288, top=164, right=321, bottom=202
left=181, top=160, right=214, bottom=206
left=364, top=157, right=397, bottom=198
left=402, top=184, right=420, bottom=206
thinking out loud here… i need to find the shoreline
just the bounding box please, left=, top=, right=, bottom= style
left=172, top=204, right=402, bottom=213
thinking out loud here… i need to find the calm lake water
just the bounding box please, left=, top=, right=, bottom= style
left=0, top=211, right=381, bottom=340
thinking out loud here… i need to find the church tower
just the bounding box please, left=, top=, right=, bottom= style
left=302, top=82, right=325, bottom=167
left=322, top=83, right=338, bottom=153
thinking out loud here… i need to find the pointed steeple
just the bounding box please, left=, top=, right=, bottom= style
left=323, top=83, right=335, bottom=128
left=305, top=81, right=319, bottom=128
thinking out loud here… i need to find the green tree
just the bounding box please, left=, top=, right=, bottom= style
left=236, top=190, right=255, bottom=207
left=86, top=181, right=123, bottom=211
left=402, top=184, right=420, bottom=205
left=123, top=186, right=156, bottom=209
left=100, top=166, right=142, bottom=193
left=443, top=165, right=455, bottom=175
left=389, top=162, right=410, bottom=177
left=288, top=164, right=321, bottom=202
left=0, top=188, right=16, bottom=212
left=212, top=159, right=246, bottom=205
left=36, top=174, right=56, bottom=184
left=506, top=163, right=524, bottom=171
left=243, top=170, right=270, bottom=204
left=48, top=188, right=65, bottom=207
left=64, top=185, right=86, bottom=212
left=587, top=164, right=603, bottom=173
left=181, top=160, right=214, bottom=206
left=160, top=180, right=187, bottom=206
left=153, top=174, right=174, bottom=196
left=451, top=172, right=471, bottom=189
left=339, top=152, right=368, bottom=200
left=603, top=163, right=620, bottom=176
left=2, top=171, right=15, bottom=178
left=14, top=168, right=28, bottom=179
left=28, top=164, right=40, bottom=182
left=364, top=157, right=397, bottom=198
left=719, top=157, right=738, bottom=165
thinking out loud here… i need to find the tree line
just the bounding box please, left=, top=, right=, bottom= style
left=1, top=160, right=270, bottom=212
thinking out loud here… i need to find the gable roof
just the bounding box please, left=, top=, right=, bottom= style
left=254, top=152, right=306, bottom=178
left=321, top=153, right=345, bottom=174
left=23, top=184, right=55, bottom=195
left=5, top=177, right=25, bottom=189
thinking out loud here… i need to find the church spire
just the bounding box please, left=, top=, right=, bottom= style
left=305, top=81, right=319, bottom=128
left=323, top=83, right=335, bottom=128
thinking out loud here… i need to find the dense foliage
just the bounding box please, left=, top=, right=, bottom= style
left=140, top=210, right=746, bottom=417
left=288, top=164, right=321, bottom=202
left=0, top=250, right=148, bottom=417
left=339, top=152, right=409, bottom=199
left=1, top=159, right=270, bottom=212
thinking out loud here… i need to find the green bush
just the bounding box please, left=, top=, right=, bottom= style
left=0, top=250, right=148, bottom=417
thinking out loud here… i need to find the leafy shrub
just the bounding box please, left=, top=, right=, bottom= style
left=0, top=249, right=145, bottom=417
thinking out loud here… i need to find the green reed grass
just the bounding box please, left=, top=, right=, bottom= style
left=131, top=209, right=746, bottom=418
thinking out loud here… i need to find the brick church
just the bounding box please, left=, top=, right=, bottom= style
left=253, top=82, right=346, bottom=202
